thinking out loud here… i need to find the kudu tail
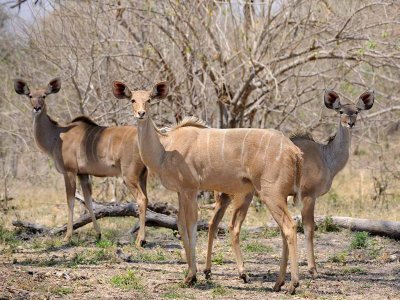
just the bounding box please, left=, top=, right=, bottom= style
left=293, top=150, right=303, bottom=208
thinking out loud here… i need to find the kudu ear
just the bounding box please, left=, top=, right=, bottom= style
left=13, top=79, right=30, bottom=96
left=151, top=81, right=169, bottom=99
left=112, top=81, right=132, bottom=99
left=324, top=89, right=341, bottom=110
left=356, top=90, right=374, bottom=111
left=46, top=77, right=61, bottom=95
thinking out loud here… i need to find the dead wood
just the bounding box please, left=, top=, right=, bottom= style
left=313, top=216, right=400, bottom=240
left=248, top=215, right=400, bottom=240
left=12, top=194, right=225, bottom=236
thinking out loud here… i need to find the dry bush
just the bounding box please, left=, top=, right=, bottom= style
left=0, top=0, right=400, bottom=208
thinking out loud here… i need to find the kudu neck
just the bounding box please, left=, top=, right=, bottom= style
left=32, top=108, right=60, bottom=156
left=324, top=121, right=351, bottom=177
left=136, top=114, right=166, bottom=173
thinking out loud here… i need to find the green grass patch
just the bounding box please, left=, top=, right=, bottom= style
left=244, top=242, right=272, bottom=253
left=96, top=239, right=113, bottom=248
left=263, top=227, right=280, bottom=238
left=39, top=257, right=59, bottom=267
left=163, top=290, right=183, bottom=299
left=350, top=231, right=369, bottom=249
left=111, top=269, right=144, bottom=291
left=134, top=247, right=169, bottom=262
left=211, top=283, right=228, bottom=298
left=318, top=216, right=340, bottom=233
left=211, top=252, right=224, bottom=265
left=328, top=250, right=349, bottom=264
left=343, top=267, right=366, bottom=275
left=0, top=226, right=20, bottom=246
left=52, top=286, right=73, bottom=296
left=67, top=248, right=113, bottom=267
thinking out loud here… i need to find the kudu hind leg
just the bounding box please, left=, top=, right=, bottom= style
left=79, top=174, right=101, bottom=240
left=63, top=172, right=76, bottom=242
left=301, top=196, right=317, bottom=277
left=204, top=192, right=231, bottom=280
left=229, top=193, right=252, bottom=283
left=262, top=194, right=299, bottom=294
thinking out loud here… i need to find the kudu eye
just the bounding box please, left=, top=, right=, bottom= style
left=131, top=99, right=136, bottom=104
left=29, top=95, right=32, bottom=99
left=339, top=111, right=343, bottom=114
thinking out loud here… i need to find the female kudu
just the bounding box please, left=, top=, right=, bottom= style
left=112, top=80, right=303, bottom=294
left=14, top=78, right=148, bottom=246
left=204, top=89, right=374, bottom=281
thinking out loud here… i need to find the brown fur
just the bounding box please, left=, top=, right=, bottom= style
left=14, top=78, right=149, bottom=246
left=206, top=89, right=375, bottom=280
left=70, top=115, right=99, bottom=126
left=113, top=80, right=304, bottom=294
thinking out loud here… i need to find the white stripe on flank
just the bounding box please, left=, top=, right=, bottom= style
left=221, top=131, right=227, bottom=162
left=276, top=136, right=283, bottom=161
left=240, top=130, right=251, bottom=166
left=263, top=134, right=272, bottom=162
left=252, top=132, right=268, bottom=165
left=206, top=130, right=212, bottom=166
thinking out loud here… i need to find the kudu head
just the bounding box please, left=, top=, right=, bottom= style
left=13, top=78, right=61, bottom=115
left=324, top=89, right=374, bottom=129
left=112, top=81, right=169, bottom=120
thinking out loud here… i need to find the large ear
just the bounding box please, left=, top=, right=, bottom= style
left=324, top=89, right=341, bottom=110
left=112, top=81, right=132, bottom=99
left=356, top=90, right=374, bottom=110
left=46, top=77, right=61, bottom=95
left=151, top=81, right=169, bottom=99
left=13, top=79, right=30, bottom=95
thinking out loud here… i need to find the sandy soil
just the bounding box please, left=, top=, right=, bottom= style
left=1, top=227, right=399, bottom=300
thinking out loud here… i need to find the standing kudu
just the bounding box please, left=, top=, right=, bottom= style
left=14, top=78, right=149, bottom=246
left=112, top=80, right=303, bottom=294
left=205, top=89, right=374, bottom=280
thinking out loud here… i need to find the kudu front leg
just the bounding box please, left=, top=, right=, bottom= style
left=63, top=172, right=76, bottom=242
left=177, top=190, right=198, bottom=286
left=262, top=193, right=299, bottom=295
left=79, top=174, right=101, bottom=241
left=301, top=197, right=317, bottom=278
left=125, top=171, right=148, bottom=247
left=204, top=192, right=231, bottom=280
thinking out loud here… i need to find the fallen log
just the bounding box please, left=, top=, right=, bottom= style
left=248, top=215, right=400, bottom=240
left=12, top=193, right=400, bottom=240
left=314, top=215, right=400, bottom=239
left=12, top=194, right=226, bottom=236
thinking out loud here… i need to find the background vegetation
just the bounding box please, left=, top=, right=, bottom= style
left=1, top=0, right=400, bottom=220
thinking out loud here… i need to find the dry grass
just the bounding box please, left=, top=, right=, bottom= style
left=0, top=165, right=399, bottom=299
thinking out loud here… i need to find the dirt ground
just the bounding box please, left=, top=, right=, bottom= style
left=1, top=224, right=399, bottom=300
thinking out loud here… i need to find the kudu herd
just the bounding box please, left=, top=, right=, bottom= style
left=13, top=77, right=374, bottom=295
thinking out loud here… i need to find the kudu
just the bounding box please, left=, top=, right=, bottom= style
left=112, top=80, right=304, bottom=294
left=14, top=78, right=149, bottom=246
left=204, top=89, right=375, bottom=281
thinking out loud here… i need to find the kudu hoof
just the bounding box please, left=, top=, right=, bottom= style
left=184, top=275, right=197, bottom=286
left=273, top=281, right=284, bottom=292
left=204, top=269, right=212, bottom=280
left=135, top=239, right=147, bottom=248
left=286, top=282, right=299, bottom=295
left=63, top=235, right=72, bottom=243
left=308, top=267, right=318, bottom=279
left=239, top=273, right=250, bottom=283
left=96, top=233, right=102, bottom=241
